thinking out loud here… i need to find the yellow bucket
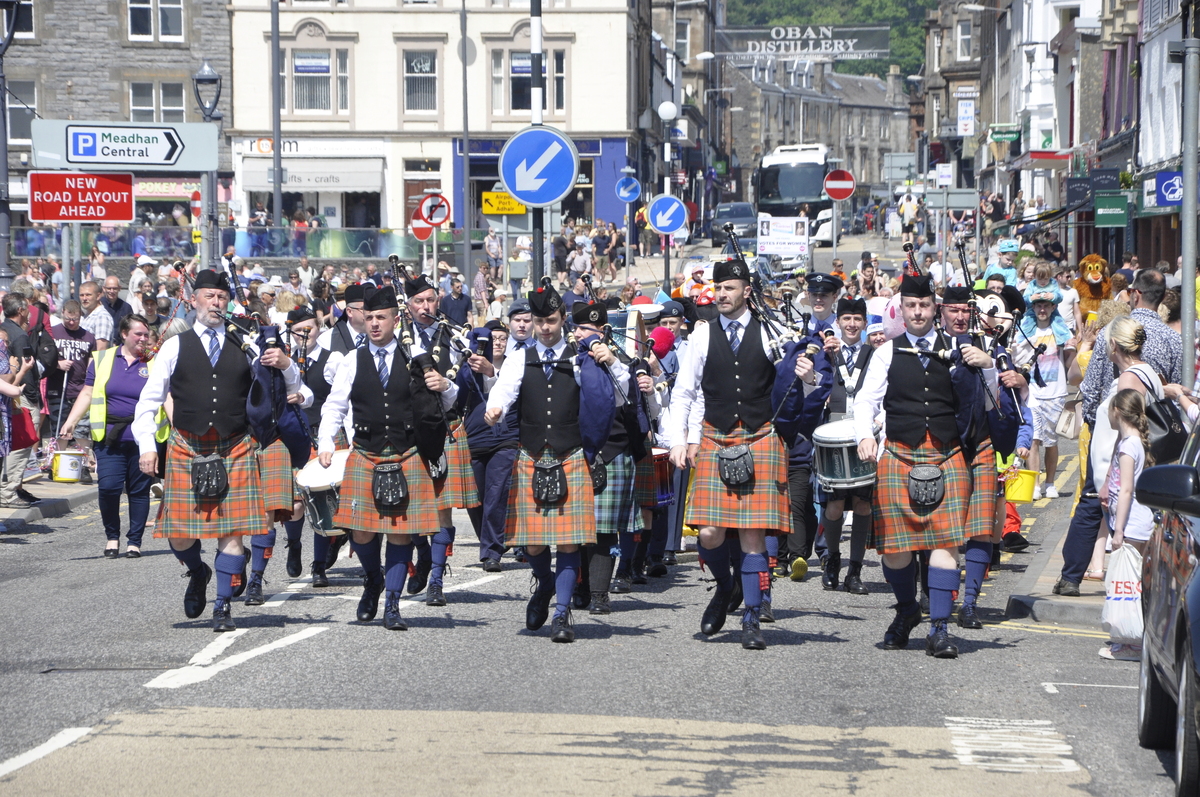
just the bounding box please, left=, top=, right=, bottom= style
left=1005, top=469, right=1038, bottom=504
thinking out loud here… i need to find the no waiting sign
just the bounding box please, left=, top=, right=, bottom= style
left=29, top=171, right=135, bottom=222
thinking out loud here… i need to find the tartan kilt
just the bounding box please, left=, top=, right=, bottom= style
left=332, top=446, right=439, bottom=536
left=257, top=439, right=297, bottom=522
left=595, top=452, right=637, bottom=535
left=869, top=431, right=970, bottom=554
left=685, top=422, right=790, bottom=533
left=633, top=450, right=658, bottom=509
left=965, top=439, right=998, bottom=539
left=505, top=447, right=596, bottom=547
left=154, top=429, right=270, bottom=540
left=434, top=423, right=480, bottom=509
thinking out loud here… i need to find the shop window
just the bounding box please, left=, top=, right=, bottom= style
left=404, top=50, right=437, bottom=112
left=403, top=159, right=441, bottom=172
left=8, top=80, right=35, bottom=142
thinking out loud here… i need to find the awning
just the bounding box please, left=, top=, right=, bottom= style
left=992, top=197, right=1091, bottom=234
left=242, top=158, right=384, bottom=192
left=1008, top=150, right=1071, bottom=171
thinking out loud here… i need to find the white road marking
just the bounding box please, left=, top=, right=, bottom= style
left=404, top=574, right=505, bottom=603
left=144, top=627, right=328, bottom=689
left=0, top=727, right=91, bottom=778
left=1041, top=682, right=1138, bottom=694
left=187, top=629, right=250, bottom=665
left=944, top=717, right=1079, bottom=772
left=263, top=575, right=312, bottom=608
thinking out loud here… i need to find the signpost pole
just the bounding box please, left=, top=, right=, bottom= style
left=72, top=222, right=81, bottom=299
left=1181, top=33, right=1199, bottom=390
left=60, top=224, right=70, bottom=300
left=460, top=0, right=473, bottom=300
left=831, top=199, right=838, bottom=262
left=0, top=8, right=16, bottom=291
left=530, top=0, right=545, bottom=286
left=270, top=0, right=284, bottom=250
left=625, top=197, right=632, bottom=284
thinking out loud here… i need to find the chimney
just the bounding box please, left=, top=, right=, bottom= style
left=887, top=64, right=904, bottom=105
left=812, top=61, right=826, bottom=94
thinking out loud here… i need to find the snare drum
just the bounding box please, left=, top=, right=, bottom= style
left=652, top=447, right=673, bottom=507
left=812, top=419, right=877, bottom=491
left=295, top=451, right=350, bottom=536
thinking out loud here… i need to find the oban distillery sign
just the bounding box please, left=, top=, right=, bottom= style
left=715, top=26, right=890, bottom=60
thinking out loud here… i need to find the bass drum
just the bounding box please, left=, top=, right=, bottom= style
left=812, top=419, right=877, bottom=491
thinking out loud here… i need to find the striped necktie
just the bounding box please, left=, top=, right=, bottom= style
left=206, top=329, right=220, bottom=367
left=376, top=348, right=389, bottom=386
left=727, top=321, right=741, bottom=355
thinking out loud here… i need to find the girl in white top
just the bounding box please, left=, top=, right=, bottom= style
left=1103, top=388, right=1155, bottom=549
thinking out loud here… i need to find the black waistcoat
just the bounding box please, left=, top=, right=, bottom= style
left=349, top=345, right=415, bottom=454
left=518, top=343, right=582, bottom=456
left=170, top=329, right=252, bottom=436
left=303, top=346, right=332, bottom=428
left=883, top=334, right=959, bottom=447
left=701, top=315, right=775, bottom=433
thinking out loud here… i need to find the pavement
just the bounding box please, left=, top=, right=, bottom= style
left=0, top=470, right=105, bottom=528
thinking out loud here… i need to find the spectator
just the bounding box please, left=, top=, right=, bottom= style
left=79, top=282, right=114, bottom=351
left=484, top=228, right=504, bottom=281
left=131, top=228, right=149, bottom=259
left=286, top=268, right=310, bottom=300
left=591, top=223, right=611, bottom=282
left=566, top=242, right=593, bottom=284
left=561, top=276, right=589, bottom=310
left=101, top=275, right=133, bottom=327
left=310, top=279, right=333, bottom=328
left=364, top=263, right=383, bottom=287
left=1157, top=258, right=1181, bottom=289
left=485, top=286, right=508, bottom=322
left=1114, top=252, right=1137, bottom=283
left=552, top=227, right=571, bottom=288
left=440, top=277, right=471, bottom=326
left=46, top=300, right=97, bottom=475
left=0, top=293, right=41, bottom=508
left=1055, top=264, right=1082, bottom=332
left=1042, top=231, right=1065, bottom=264
left=471, top=263, right=490, bottom=320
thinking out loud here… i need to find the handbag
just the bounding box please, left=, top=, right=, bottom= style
left=372, top=462, right=408, bottom=507
left=9, top=406, right=36, bottom=451
left=532, top=455, right=568, bottom=504
left=717, top=444, right=755, bottom=487
left=1055, top=398, right=1082, bottom=440
left=1130, top=370, right=1187, bottom=463
left=907, top=464, right=945, bottom=507
left=190, top=454, right=229, bottom=498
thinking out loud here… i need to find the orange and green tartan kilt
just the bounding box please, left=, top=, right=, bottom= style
left=434, top=423, right=480, bottom=509
left=965, top=439, right=998, bottom=539
left=870, top=431, right=970, bottom=554
left=504, top=447, right=597, bottom=547
left=685, top=422, right=790, bottom=533
left=257, top=439, right=297, bottom=522
left=154, top=429, right=270, bottom=540
left=333, top=446, right=439, bottom=536
left=633, top=451, right=658, bottom=509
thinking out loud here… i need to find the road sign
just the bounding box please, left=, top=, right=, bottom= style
left=417, top=193, right=451, bottom=226
left=615, top=177, right=641, bottom=204
left=192, top=229, right=202, bottom=245
left=411, top=210, right=434, bottom=242
left=482, top=191, right=527, bottom=215
left=925, top=188, right=978, bottom=210
left=936, top=163, right=953, bottom=187
left=190, top=190, right=202, bottom=221
left=28, top=171, right=134, bottom=222
left=498, top=126, right=580, bottom=207
left=31, top=119, right=218, bottom=172
left=645, top=194, right=689, bottom=236
left=823, top=170, right=856, bottom=201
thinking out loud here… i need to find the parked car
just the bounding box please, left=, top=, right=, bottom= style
left=711, top=202, right=757, bottom=247
left=1134, top=437, right=1200, bottom=797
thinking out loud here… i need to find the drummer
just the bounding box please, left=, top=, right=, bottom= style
left=818, top=297, right=874, bottom=594
left=318, top=285, right=458, bottom=630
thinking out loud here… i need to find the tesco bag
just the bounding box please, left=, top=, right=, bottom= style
left=1100, top=545, right=1143, bottom=644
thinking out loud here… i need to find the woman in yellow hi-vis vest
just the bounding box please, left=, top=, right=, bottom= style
left=60, top=314, right=167, bottom=558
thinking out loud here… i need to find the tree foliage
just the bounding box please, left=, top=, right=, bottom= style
left=725, top=0, right=937, bottom=80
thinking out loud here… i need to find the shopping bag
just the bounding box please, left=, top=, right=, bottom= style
left=1100, top=545, right=1144, bottom=644
left=1055, top=398, right=1082, bottom=440
left=10, top=406, right=37, bottom=451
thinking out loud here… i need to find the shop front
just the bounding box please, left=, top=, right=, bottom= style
left=1137, top=170, right=1182, bottom=268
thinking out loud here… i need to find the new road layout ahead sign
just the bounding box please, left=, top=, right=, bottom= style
left=30, top=119, right=218, bottom=173
left=28, top=172, right=134, bottom=222
left=499, top=126, right=580, bottom=208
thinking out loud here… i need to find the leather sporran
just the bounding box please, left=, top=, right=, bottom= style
left=532, top=455, right=568, bottom=504
left=427, top=452, right=449, bottom=480
left=191, top=454, right=228, bottom=498
left=907, top=463, right=945, bottom=507
left=717, top=444, right=755, bottom=487
left=591, top=457, right=608, bottom=493
left=372, top=462, right=408, bottom=507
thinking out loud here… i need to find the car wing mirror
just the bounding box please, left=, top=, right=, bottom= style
left=1137, top=464, right=1200, bottom=513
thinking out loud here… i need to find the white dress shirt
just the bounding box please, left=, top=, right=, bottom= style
left=317, top=337, right=459, bottom=454
left=133, top=321, right=307, bottom=456
left=486, top=334, right=630, bottom=418
left=666, top=310, right=825, bottom=449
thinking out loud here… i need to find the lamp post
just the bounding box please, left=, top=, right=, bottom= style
left=0, top=0, right=19, bottom=291
left=192, top=60, right=224, bottom=272
left=963, top=3, right=1009, bottom=196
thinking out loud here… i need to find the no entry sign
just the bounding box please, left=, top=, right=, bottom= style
left=411, top=209, right=434, bottom=242
left=29, top=171, right=134, bottom=222
left=823, top=170, right=856, bottom=201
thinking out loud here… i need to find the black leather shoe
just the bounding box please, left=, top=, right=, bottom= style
left=244, top=573, right=265, bottom=606
left=104, top=547, right=119, bottom=559
left=919, top=593, right=930, bottom=614
left=589, top=592, right=611, bottom=615
left=701, top=585, right=732, bottom=636
left=726, top=579, right=744, bottom=614
left=125, top=548, right=141, bottom=559
left=957, top=603, right=983, bottom=629
left=1052, top=578, right=1080, bottom=597
left=357, top=577, right=384, bottom=622
left=572, top=581, right=590, bottom=610
left=481, top=558, right=502, bottom=573
left=844, top=561, right=868, bottom=595
left=286, top=541, right=303, bottom=578
left=1002, top=532, right=1030, bottom=552
left=550, top=611, right=575, bottom=643
left=663, top=551, right=677, bottom=566
left=408, top=557, right=432, bottom=595
left=212, top=601, right=235, bottom=633
left=631, top=559, right=648, bottom=585
left=311, top=562, right=329, bottom=588
left=325, top=534, right=347, bottom=568
left=526, top=582, right=554, bottom=631
left=15, top=488, right=39, bottom=504
left=610, top=574, right=633, bottom=594
left=426, top=582, right=446, bottom=607
left=926, top=622, right=959, bottom=658
left=383, top=593, right=407, bottom=631
left=646, top=559, right=668, bottom=578
left=822, top=554, right=841, bottom=591
left=742, top=617, right=766, bottom=650
left=759, top=601, right=775, bottom=624
left=183, top=563, right=212, bottom=619
left=882, top=606, right=922, bottom=650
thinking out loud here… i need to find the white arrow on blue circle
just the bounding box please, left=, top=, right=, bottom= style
left=646, top=195, right=687, bottom=235
left=498, top=126, right=580, bottom=208
left=615, top=177, right=641, bottom=203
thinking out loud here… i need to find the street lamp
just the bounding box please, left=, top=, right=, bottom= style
left=192, top=60, right=224, bottom=271
left=0, top=0, right=20, bottom=290
left=963, top=3, right=1009, bottom=197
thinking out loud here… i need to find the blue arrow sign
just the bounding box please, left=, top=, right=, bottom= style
left=498, top=126, right=580, bottom=208
left=615, top=176, right=641, bottom=204
left=646, top=194, right=688, bottom=236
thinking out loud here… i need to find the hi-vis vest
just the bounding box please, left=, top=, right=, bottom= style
left=89, top=348, right=169, bottom=444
